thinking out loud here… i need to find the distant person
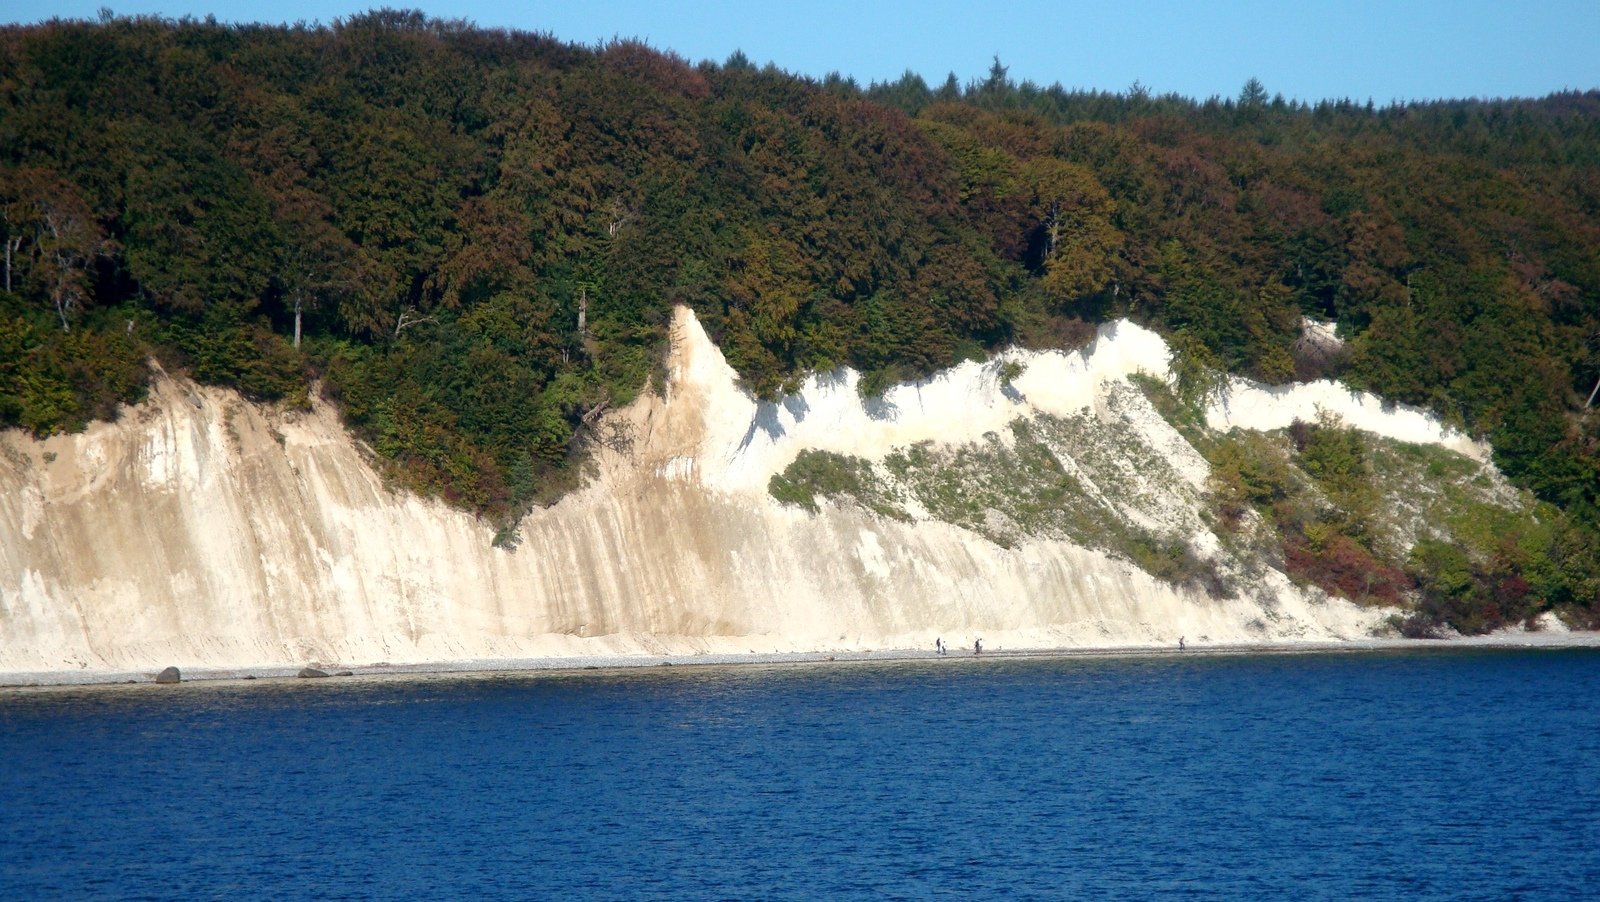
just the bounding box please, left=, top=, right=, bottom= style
left=1179, top=636, right=1186, bottom=651
left=974, top=638, right=982, bottom=656
left=935, top=637, right=944, bottom=655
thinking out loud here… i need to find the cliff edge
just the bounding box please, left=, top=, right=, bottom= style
left=4, top=307, right=1495, bottom=676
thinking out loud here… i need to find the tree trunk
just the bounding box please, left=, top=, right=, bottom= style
left=293, top=295, right=302, bottom=349
left=52, top=251, right=71, bottom=332
left=1045, top=201, right=1060, bottom=261
left=577, top=286, right=588, bottom=336
left=1587, top=372, right=1599, bottom=410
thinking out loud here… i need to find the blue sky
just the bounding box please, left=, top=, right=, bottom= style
left=11, top=0, right=1599, bottom=103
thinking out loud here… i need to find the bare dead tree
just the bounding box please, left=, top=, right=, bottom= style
left=38, top=196, right=108, bottom=332
left=606, top=197, right=635, bottom=238
left=590, top=418, right=634, bottom=456
left=572, top=400, right=634, bottom=456
left=393, top=305, right=436, bottom=338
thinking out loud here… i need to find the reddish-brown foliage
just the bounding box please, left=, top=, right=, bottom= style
left=1284, top=534, right=1410, bottom=605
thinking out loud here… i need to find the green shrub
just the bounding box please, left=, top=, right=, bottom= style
left=768, top=450, right=907, bottom=520
left=0, top=296, right=150, bottom=435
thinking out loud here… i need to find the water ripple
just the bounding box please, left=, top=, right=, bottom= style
left=2, top=649, right=1598, bottom=899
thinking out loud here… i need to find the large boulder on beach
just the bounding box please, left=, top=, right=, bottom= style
left=155, top=666, right=181, bottom=684
left=297, top=667, right=329, bottom=679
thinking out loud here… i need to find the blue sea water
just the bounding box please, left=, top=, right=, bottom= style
left=3, top=648, right=1599, bottom=900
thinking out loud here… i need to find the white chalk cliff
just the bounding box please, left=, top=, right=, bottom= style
left=0, top=307, right=1489, bottom=675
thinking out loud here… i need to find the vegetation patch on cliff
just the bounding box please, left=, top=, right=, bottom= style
left=769, top=412, right=1227, bottom=595
left=1135, top=376, right=1600, bottom=633
left=767, top=450, right=909, bottom=521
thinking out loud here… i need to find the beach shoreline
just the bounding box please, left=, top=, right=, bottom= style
left=5, top=630, right=1599, bottom=690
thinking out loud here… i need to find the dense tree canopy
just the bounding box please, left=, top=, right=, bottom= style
left=2, top=13, right=1597, bottom=619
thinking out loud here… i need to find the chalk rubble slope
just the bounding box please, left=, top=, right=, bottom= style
left=2, top=307, right=1464, bottom=675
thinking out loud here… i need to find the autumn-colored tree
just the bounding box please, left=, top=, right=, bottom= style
left=1023, top=157, right=1121, bottom=304
left=0, top=168, right=114, bottom=331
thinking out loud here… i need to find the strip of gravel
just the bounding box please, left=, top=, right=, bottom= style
left=5, top=631, right=1599, bottom=690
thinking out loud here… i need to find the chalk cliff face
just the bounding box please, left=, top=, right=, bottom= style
left=0, top=307, right=1485, bottom=675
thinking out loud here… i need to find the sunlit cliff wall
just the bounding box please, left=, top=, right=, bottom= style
left=1, top=307, right=1485, bottom=675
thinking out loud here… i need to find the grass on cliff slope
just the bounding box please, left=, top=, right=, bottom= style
left=768, top=411, right=1227, bottom=596
left=1133, top=375, right=1597, bottom=634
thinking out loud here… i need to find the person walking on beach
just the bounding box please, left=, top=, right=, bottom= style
left=935, top=637, right=944, bottom=655
left=974, top=638, right=982, bottom=656
left=1179, top=636, right=1186, bottom=651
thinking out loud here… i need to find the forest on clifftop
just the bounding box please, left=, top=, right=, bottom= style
left=3, top=12, right=1598, bottom=627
